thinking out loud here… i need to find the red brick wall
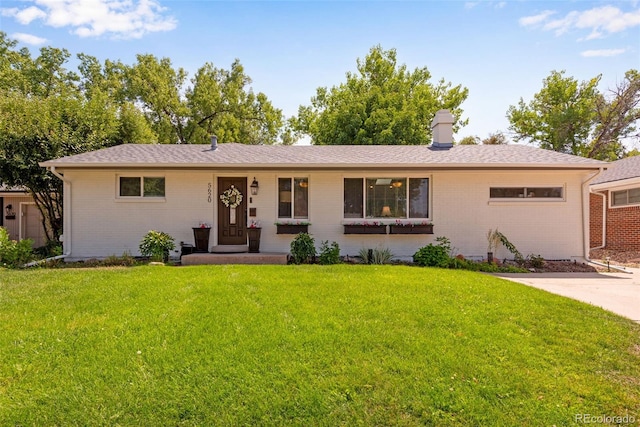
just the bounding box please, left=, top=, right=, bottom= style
left=590, top=192, right=604, bottom=248
left=590, top=190, right=640, bottom=251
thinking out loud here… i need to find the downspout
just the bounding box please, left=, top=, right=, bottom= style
left=47, top=166, right=71, bottom=259
left=582, top=167, right=630, bottom=273
left=22, top=166, right=71, bottom=267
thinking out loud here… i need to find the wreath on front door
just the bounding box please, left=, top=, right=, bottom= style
left=220, top=185, right=243, bottom=208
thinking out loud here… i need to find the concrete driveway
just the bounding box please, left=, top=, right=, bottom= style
left=493, top=267, right=640, bottom=323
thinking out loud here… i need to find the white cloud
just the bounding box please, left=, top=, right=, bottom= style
left=466, top=1, right=506, bottom=11
left=520, top=5, right=640, bottom=39
left=581, top=48, right=626, bottom=57
left=11, top=32, right=48, bottom=46
left=1, top=0, right=177, bottom=39
left=519, top=10, right=556, bottom=27
left=2, top=5, right=48, bottom=24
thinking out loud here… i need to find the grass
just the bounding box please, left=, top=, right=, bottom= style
left=1, top=265, right=638, bottom=426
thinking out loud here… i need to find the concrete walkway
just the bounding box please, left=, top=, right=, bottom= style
left=493, top=267, right=640, bottom=323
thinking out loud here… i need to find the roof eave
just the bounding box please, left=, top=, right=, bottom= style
left=591, top=176, right=640, bottom=191
left=41, top=161, right=606, bottom=170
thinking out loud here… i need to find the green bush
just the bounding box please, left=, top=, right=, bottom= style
left=358, top=247, right=394, bottom=264
left=33, top=240, right=63, bottom=258
left=527, top=254, right=545, bottom=269
left=290, top=233, right=316, bottom=264
left=0, top=227, right=34, bottom=268
left=413, top=244, right=450, bottom=267
left=139, top=230, right=175, bottom=262
left=318, top=240, right=341, bottom=265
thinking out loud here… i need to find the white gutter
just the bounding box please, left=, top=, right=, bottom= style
left=47, top=166, right=71, bottom=260
left=582, top=167, right=630, bottom=273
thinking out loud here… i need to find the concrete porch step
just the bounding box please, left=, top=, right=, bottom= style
left=181, top=252, right=288, bottom=266
left=210, top=245, right=249, bottom=253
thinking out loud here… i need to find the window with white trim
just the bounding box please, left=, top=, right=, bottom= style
left=490, top=187, right=563, bottom=199
left=344, top=178, right=429, bottom=219
left=612, top=187, right=640, bottom=207
left=278, top=177, right=308, bottom=219
left=119, top=176, right=165, bottom=198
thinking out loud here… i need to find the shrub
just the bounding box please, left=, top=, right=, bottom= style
left=527, top=254, right=545, bottom=269
left=0, top=227, right=34, bottom=268
left=103, top=252, right=138, bottom=267
left=33, top=240, right=63, bottom=258
left=413, top=244, right=449, bottom=267
left=139, top=230, right=175, bottom=262
left=290, top=233, right=316, bottom=264
left=318, top=240, right=341, bottom=265
left=358, top=247, right=394, bottom=264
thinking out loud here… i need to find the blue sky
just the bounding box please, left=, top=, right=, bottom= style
left=1, top=0, right=639, bottom=145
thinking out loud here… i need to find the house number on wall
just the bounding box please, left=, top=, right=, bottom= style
left=207, top=183, right=212, bottom=203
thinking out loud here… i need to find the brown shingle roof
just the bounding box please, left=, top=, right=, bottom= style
left=591, top=155, right=640, bottom=185
left=41, top=143, right=606, bottom=169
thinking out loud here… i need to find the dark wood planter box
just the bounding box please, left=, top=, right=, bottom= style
left=247, top=228, right=261, bottom=253
left=343, top=225, right=387, bottom=235
left=192, top=227, right=211, bottom=253
left=389, top=224, right=434, bottom=235
left=276, top=224, right=309, bottom=234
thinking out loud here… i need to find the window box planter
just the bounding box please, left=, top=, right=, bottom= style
left=343, top=224, right=387, bottom=235
left=389, top=224, right=434, bottom=235
left=276, top=224, right=309, bottom=234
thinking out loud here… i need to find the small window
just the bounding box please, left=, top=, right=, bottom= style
left=119, top=177, right=165, bottom=198
left=278, top=177, right=308, bottom=219
left=490, top=187, right=563, bottom=199
left=612, top=187, right=640, bottom=207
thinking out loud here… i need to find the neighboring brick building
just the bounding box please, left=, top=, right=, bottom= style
left=590, top=156, right=640, bottom=251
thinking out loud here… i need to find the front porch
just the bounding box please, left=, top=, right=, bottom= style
left=181, top=252, right=288, bottom=266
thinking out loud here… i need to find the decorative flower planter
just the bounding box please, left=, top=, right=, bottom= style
left=276, top=224, right=309, bottom=235
left=343, top=225, right=387, bottom=235
left=389, top=224, right=434, bottom=235
left=192, top=227, right=211, bottom=253
left=247, top=228, right=262, bottom=253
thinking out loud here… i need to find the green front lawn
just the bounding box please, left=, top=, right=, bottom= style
left=1, top=265, right=638, bottom=426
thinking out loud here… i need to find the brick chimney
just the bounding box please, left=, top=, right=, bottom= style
left=431, top=109, right=454, bottom=149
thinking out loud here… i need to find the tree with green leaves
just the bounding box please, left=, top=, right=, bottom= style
left=458, top=136, right=480, bottom=145
left=482, top=131, right=509, bottom=145
left=0, top=32, right=154, bottom=245
left=292, top=45, right=469, bottom=145
left=125, top=55, right=284, bottom=144
left=507, top=69, right=639, bottom=160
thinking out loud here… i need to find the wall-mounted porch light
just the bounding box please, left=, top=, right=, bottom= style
left=5, top=204, right=15, bottom=219
left=250, top=177, right=259, bottom=196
